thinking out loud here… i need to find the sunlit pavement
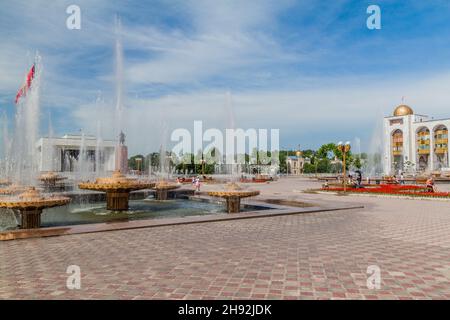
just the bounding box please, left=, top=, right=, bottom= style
left=0, top=177, right=449, bottom=299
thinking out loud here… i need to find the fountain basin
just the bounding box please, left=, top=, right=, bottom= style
left=0, top=197, right=269, bottom=232
left=78, top=171, right=154, bottom=210
left=152, top=181, right=180, bottom=200
left=0, top=184, right=30, bottom=195
left=0, top=188, right=70, bottom=229
left=208, top=183, right=260, bottom=213
left=0, top=179, right=11, bottom=186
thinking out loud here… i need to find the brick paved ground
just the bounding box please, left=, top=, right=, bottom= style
left=0, top=177, right=449, bottom=299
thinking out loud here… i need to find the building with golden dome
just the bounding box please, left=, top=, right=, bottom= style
left=286, top=148, right=306, bottom=175
left=384, top=105, right=449, bottom=174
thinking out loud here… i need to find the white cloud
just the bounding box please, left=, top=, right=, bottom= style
left=70, top=71, right=450, bottom=154
left=2, top=0, right=450, bottom=155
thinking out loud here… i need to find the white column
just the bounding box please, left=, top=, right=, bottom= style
left=383, top=120, right=391, bottom=175
left=429, top=129, right=434, bottom=172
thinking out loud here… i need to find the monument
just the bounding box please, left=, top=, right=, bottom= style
left=115, top=131, right=128, bottom=173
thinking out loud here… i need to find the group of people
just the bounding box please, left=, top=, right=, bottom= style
left=387, top=173, right=438, bottom=192
left=387, top=173, right=437, bottom=192
left=328, top=171, right=438, bottom=193
left=176, top=176, right=202, bottom=192
left=390, top=173, right=405, bottom=185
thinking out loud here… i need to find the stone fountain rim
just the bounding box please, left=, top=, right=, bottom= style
left=78, top=182, right=155, bottom=192
left=0, top=193, right=71, bottom=210
left=152, top=184, right=181, bottom=191
left=207, top=190, right=260, bottom=198
left=39, top=172, right=68, bottom=181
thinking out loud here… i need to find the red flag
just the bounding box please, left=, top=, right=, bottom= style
left=15, top=86, right=26, bottom=104
left=26, top=64, right=35, bottom=88
left=15, top=64, right=35, bottom=104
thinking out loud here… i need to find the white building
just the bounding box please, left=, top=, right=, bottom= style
left=286, top=151, right=305, bottom=175
left=383, top=105, right=449, bottom=174
left=36, top=134, right=117, bottom=173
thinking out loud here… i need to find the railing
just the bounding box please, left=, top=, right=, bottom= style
left=435, top=148, right=448, bottom=154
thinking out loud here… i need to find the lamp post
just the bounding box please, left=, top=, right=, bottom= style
left=286, top=157, right=289, bottom=176
left=337, top=141, right=351, bottom=192
left=201, top=154, right=206, bottom=176
left=136, top=157, right=142, bottom=174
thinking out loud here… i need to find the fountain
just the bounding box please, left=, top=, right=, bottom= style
left=208, top=182, right=260, bottom=213
left=9, top=55, right=42, bottom=186
left=38, top=171, right=68, bottom=188
left=149, top=121, right=180, bottom=200
left=0, top=187, right=70, bottom=229
left=0, top=184, right=29, bottom=195
left=152, top=180, right=180, bottom=201
left=206, top=92, right=260, bottom=213
left=0, top=25, right=265, bottom=234
left=78, top=170, right=154, bottom=210
left=0, top=179, right=11, bottom=186
left=365, top=110, right=385, bottom=177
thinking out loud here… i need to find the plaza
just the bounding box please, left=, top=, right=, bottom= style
left=1, top=1, right=450, bottom=303
left=1, top=177, right=449, bottom=300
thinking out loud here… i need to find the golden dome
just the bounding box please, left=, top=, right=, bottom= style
left=393, top=104, right=414, bottom=116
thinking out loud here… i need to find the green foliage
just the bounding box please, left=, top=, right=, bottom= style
left=129, top=141, right=358, bottom=175
left=353, top=157, right=362, bottom=169
left=302, top=163, right=316, bottom=173
left=128, top=154, right=146, bottom=171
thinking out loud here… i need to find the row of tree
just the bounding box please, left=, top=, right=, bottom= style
left=128, top=142, right=367, bottom=174
left=300, top=143, right=364, bottom=174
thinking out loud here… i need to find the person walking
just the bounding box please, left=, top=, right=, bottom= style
left=195, top=177, right=201, bottom=192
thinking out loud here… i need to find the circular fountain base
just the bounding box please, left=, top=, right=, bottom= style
left=208, top=184, right=260, bottom=214
left=20, top=208, right=43, bottom=229
left=152, top=182, right=180, bottom=201
left=106, top=192, right=130, bottom=211
left=155, top=189, right=168, bottom=201
left=226, top=196, right=241, bottom=213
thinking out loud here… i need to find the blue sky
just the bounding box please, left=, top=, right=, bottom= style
left=1, top=0, right=450, bottom=154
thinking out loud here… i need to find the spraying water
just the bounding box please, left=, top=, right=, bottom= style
left=158, top=122, right=169, bottom=180
left=114, top=17, right=124, bottom=141
left=95, top=121, right=105, bottom=177
left=224, top=91, right=241, bottom=181
left=10, top=54, right=42, bottom=185
left=365, top=112, right=385, bottom=177
left=0, top=112, right=11, bottom=180
left=47, top=111, right=59, bottom=172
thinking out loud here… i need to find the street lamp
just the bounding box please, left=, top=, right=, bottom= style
left=200, top=153, right=206, bottom=176
left=136, top=157, right=142, bottom=174
left=337, top=141, right=351, bottom=192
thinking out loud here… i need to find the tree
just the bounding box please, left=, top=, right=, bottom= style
left=315, top=159, right=329, bottom=173
left=353, top=156, right=362, bottom=169
left=128, top=154, right=145, bottom=171
left=303, top=163, right=316, bottom=174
